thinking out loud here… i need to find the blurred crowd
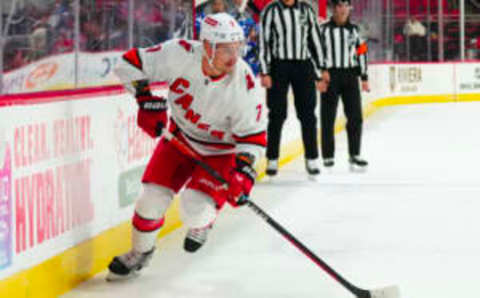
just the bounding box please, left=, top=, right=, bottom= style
left=350, top=0, right=480, bottom=62
left=392, top=15, right=480, bottom=61
left=2, top=0, right=191, bottom=72
left=3, top=0, right=480, bottom=74
left=1, top=0, right=270, bottom=74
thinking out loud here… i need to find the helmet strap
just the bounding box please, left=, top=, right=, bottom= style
left=205, top=41, right=226, bottom=76
left=207, top=41, right=216, bottom=68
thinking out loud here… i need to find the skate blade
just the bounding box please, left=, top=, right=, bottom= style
left=106, top=271, right=139, bottom=282
left=307, top=174, right=319, bottom=181
left=369, top=285, right=400, bottom=298
left=263, top=175, right=277, bottom=183
left=349, top=165, right=367, bottom=173
left=323, top=167, right=334, bottom=174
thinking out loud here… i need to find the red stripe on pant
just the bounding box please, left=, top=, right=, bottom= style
left=132, top=213, right=165, bottom=232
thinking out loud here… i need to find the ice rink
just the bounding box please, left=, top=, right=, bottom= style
left=63, top=102, right=480, bottom=298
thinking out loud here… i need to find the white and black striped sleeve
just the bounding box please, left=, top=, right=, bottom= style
left=305, top=4, right=324, bottom=80
left=259, top=3, right=275, bottom=75
left=354, top=27, right=368, bottom=81
left=319, top=22, right=335, bottom=70
left=318, top=24, right=328, bottom=70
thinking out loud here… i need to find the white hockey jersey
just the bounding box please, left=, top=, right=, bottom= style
left=114, top=39, right=267, bottom=164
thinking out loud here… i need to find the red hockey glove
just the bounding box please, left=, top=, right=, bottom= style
left=227, top=153, right=256, bottom=207
left=136, top=95, right=168, bottom=138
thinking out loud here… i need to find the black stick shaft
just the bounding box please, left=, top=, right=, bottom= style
left=163, top=130, right=370, bottom=298
left=246, top=200, right=370, bottom=298
left=163, top=131, right=229, bottom=188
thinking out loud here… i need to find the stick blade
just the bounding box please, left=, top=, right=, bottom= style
left=369, top=285, right=400, bottom=298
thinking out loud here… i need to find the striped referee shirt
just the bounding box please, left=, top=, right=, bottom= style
left=259, top=0, right=323, bottom=79
left=319, top=18, right=368, bottom=80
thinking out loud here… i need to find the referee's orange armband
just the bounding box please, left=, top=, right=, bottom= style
left=356, top=42, right=368, bottom=56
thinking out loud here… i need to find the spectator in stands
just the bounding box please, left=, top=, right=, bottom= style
left=403, top=16, right=427, bottom=61
left=476, top=38, right=480, bottom=59
left=81, top=18, right=105, bottom=51
left=229, top=0, right=259, bottom=75
left=48, top=0, right=73, bottom=32
left=12, top=50, right=28, bottom=69
left=52, top=28, right=74, bottom=54
left=231, top=0, right=245, bottom=14
left=468, top=38, right=480, bottom=59
left=133, top=1, right=168, bottom=46
left=231, top=0, right=255, bottom=19
left=29, top=18, right=50, bottom=60
left=173, top=0, right=193, bottom=39
left=4, top=47, right=28, bottom=72
left=394, top=33, right=405, bottom=61
left=195, top=0, right=228, bottom=37
left=244, top=24, right=260, bottom=75
left=212, top=0, right=227, bottom=13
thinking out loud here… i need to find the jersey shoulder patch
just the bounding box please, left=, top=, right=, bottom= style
left=237, top=60, right=257, bottom=92
left=245, top=72, right=255, bottom=91
left=178, top=39, right=194, bottom=53
left=122, top=48, right=143, bottom=70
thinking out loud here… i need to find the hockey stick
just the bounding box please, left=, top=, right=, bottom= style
left=163, top=130, right=400, bottom=298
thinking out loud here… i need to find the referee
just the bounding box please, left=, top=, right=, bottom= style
left=259, top=0, right=327, bottom=177
left=319, top=0, right=369, bottom=171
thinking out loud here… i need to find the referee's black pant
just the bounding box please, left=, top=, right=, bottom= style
left=266, top=60, right=318, bottom=160
left=321, top=69, right=363, bottom=159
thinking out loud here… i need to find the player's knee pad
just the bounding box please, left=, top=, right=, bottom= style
left=180, top=189, right=217, bottom=228
left=135, top=183, right=174, bottom=220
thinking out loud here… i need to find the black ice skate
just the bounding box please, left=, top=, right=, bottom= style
left=184, top=225, right=212, bottom=253
left=349, top=156, right=368, bottom=172
left=323, top=158, right=334, bottom=168
left=106, top=247, right=155, bottom=281
left=305, top=159, right=320, bottom=178
left=323, top=158, right=334, bottom=173
left=266, top=160, right=278, bottom=176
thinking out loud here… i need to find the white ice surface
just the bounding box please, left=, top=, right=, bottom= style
left=63, top=102, right=480, bottom=298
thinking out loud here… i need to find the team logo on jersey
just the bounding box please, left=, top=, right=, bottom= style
left=170, top=77, right=227, bottom=141
left=246, top=73, right=255, bottom=90
left=178, top=40, right=193, bottom=52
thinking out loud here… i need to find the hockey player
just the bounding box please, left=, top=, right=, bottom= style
left=107, top=13, right=267, bottom=281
